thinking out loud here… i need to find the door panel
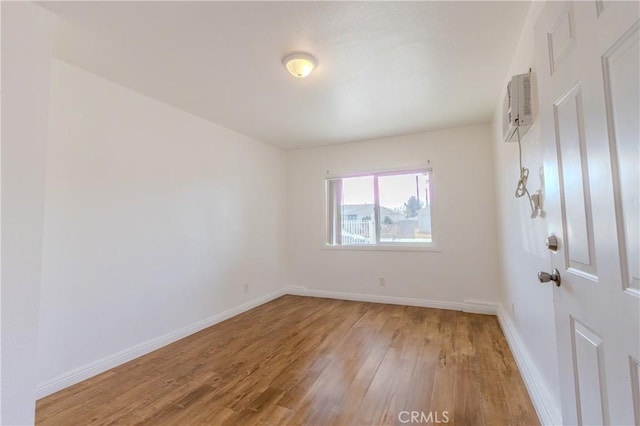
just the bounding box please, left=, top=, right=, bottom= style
left=553, top=83, right=597, bottom=278
left=601, top=22, right=640, bottom=295
left=571, top=317, right=608, bottom=425
left=535, top=2, right=640, bottom=425
left=548, top=4, right=576, bottom=74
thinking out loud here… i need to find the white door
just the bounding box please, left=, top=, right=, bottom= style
left=535, top=1, right=639, bottom=425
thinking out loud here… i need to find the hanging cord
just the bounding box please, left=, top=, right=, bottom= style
left=514, top=127, right=536, bottom=214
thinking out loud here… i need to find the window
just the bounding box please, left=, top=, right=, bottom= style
left=326, top=169, right=434, bottom=248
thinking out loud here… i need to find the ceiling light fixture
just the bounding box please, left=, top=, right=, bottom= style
left=282, top=52, right=317, bottom=78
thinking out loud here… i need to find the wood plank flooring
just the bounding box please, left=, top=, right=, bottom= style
left=36, top=295, right=539, bottom=425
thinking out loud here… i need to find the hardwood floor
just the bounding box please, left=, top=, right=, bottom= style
left=36, top=295, right=539, bottom=425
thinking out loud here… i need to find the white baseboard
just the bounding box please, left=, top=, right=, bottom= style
left=285, top=286, right=498, bottom=315
left=497, top=305, right=562, bottom=426
left=37, top=288, right=287, bottom=399
left=462, top=299, right=499, bottom=315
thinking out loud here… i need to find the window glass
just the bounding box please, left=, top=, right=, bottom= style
left=378, top=172, right=432, bottom=243
left=341, top=176, right=375, bottom=245
left=326, top=169, right=434, bottom=247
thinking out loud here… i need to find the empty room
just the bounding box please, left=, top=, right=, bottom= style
left=2, top=1, right=639, bottom=425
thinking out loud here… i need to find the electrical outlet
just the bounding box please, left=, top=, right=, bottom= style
left=244, top=283, right=249, bottom=294
left=379, top=277, right=386, bottom=287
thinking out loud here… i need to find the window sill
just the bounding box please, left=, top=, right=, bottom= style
left=321, top=244, right=441, bottom=252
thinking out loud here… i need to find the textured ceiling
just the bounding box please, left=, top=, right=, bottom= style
left=41, top=1, right=530, bottom=149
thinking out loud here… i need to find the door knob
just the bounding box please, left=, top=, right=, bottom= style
left=546, top=235, right=559, bottom=251
left=538, top=269, right=561, bottom=287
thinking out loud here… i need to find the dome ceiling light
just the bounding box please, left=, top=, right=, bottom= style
left=282, top=52, right=317, bottom=78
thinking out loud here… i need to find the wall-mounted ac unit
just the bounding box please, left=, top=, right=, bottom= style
left=503, top=73, right=532, bottom=142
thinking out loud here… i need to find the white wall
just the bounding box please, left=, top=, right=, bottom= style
left=286, top=124, right=500, bottom=306
left=1, top=2, right=54, bottom=424
left=491, top=1, right=561, bottom=423
left=37, top=60, right=287, bottom=392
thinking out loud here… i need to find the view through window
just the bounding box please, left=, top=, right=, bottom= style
left=326, top=170, right=433, bottom=246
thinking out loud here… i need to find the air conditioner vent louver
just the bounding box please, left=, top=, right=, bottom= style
left=522, top=77, right=531, bottom=117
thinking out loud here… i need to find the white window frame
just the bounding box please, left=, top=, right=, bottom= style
left=323, top=167, right=439, bottom=252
